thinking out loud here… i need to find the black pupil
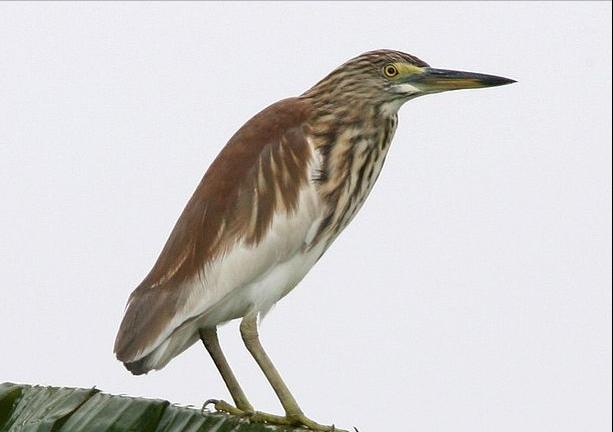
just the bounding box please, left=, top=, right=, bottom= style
left=387, top=67, right=396, bottom=75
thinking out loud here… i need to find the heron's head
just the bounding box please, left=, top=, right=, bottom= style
left=304, top=49, right=515, bottom=112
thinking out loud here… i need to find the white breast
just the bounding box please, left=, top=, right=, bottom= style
left=176, top=162, right=327, bottom=327
left=198, top=189, right=327, bottom=325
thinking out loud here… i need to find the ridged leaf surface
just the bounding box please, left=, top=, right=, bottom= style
left=0, top=384, right=301, bottom=432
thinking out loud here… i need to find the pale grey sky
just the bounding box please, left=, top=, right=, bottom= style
left=1, top=2, right=611, bottom=431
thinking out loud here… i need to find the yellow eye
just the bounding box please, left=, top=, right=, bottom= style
left=383, top=64, right=399, bottom=78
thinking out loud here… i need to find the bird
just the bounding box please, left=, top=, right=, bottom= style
left=114, top=49, right=514, bottom=431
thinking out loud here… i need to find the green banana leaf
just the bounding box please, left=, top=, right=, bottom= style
left=0, top=383, right=303, bottom=432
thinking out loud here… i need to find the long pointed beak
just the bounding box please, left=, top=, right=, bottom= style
left=411, top=67, right=516, bottom=93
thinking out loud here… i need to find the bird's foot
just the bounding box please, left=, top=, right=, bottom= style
left=203, top=400, right=346, bottom=431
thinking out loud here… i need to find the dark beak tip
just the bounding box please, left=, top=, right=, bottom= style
left=492, top=76, right=517, bottom=86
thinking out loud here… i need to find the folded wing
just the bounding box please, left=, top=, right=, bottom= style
left=113, top=98, right=317, bottom=372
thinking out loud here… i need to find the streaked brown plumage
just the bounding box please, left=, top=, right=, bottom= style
left=114, top=49, right=514, bottom=430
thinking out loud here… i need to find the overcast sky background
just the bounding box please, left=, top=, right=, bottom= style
left=1, top=2, right=611, bottom=431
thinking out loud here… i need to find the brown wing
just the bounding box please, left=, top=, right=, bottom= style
left=114, top=97, right=313, bottom=365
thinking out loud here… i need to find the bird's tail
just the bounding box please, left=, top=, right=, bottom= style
left=121, top=327, right=199, bottom=375
left=114, top=286, right=200, bottom=375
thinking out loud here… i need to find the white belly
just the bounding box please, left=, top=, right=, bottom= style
left=203, top=240, right=326, bottom=326
left=186, top=182, right=327, bottom=327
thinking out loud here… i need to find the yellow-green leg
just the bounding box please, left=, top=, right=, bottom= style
left=239, top=314, right=343, bottom=431
left=199, top=327, right=254, bottom=414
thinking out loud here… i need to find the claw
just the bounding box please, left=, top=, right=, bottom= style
left=202, top=399, right=219, bottom=408
left=201, top=399, right=246, bottom=416
left=201, top=399, right=219, bottom=414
